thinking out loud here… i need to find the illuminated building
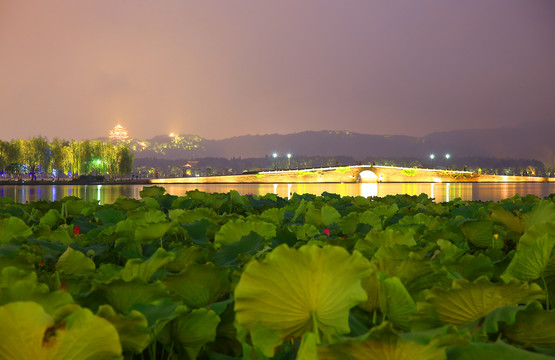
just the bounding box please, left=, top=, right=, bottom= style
left=109, top=124, right=129, bottom=141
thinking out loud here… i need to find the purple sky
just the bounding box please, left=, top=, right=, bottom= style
left=1, top=0, right=554, bottom=141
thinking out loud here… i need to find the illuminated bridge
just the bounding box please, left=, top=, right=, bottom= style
left=149, top=165, right=524, bottom=184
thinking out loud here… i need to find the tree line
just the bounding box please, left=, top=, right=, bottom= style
left=0, top=137, right=134, bottom=180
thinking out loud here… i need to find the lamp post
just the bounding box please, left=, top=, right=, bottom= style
left=429, top=154, right=435, bottom=168
left=445, top=154, right=450, bottom=169
left=272, top=153, right=278, bottom=170
left=287, top=153, right=291, bottom=169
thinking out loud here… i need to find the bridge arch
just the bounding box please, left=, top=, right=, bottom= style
left=356, top=170, right=379, bottom=183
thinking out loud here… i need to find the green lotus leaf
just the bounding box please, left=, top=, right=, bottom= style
left=317, top=322, right=446, bottom=360
left=482, top=305, right=522, bottom=334
left=292, top=198, right=307, bottom=222
left=524, top=200, right=555, bottom=229
left=97, top=304, right=151, bottom=354
left=134, top=221, right=173, bottom=243
left=519, top=221, right=555, bottom=248
left=447, top=340, right=552, bottom=360
left=502, top=301, right=555, bottom=349
left=131, top=298, right=184, bottom=338
left=377, top=274, right=416, bottom=331
left=305, top=204, right=341, bottom=227
left=489, top=206, right=525, bottom=234
left=139, top=186, right=166, bottom=198
left=121, top=247, right=175, bottom=283
left=162, top=263, right=230, bottom=308
left=44, top=228, right=74, bottom=245
left=364, top=228, right=417, bottom=249
left=213, top=232, right=265, bottom=268
left=417, top=276, right=544, bottom=326
left=40, top=209, right=63, bottom=228
left=214, top=219, right=276, bottom=245
left=357, top=209, right=382, bottom=230
left=372, top=203, right=399, bottom=219
left=234, top=244, right=371, bottom=356
left=502, top=234, right=555, bottom=281
left=56, top=247, right=95, bottom=275
left=94, top=208, right=126, bottom=227
left=172, top=308, right=220, bottom=359
left=0, top=267, right=73, bottom=314
left=293, top=223, right=320, bottom=241
left=114, top=197, right=143, bottom=211
left=230, top=189, right=248, bottom=206
left=65, top=199, right=95, bottom=217
left=297, top=332, right=318, bottom=360
left=460, top=220, right=494, bottom=248
left=181, top=218, right=215, bottom=245
left=0, top=301, right=122, bottom=360
left=165, top=246, right=202, bottom=273
left=359, top=270, right=379, bottom=312
left=0, top=217, right=32, bottom=243
left=92, top=280, right=169, bottom=314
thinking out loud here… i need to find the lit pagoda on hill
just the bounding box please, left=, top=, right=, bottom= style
left=109, top=124, right=129, bottom=141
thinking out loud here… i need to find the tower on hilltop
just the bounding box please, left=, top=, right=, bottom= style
left=109, top=124, right=129, bottom=141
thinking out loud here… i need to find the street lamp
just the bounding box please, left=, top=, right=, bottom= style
left=429, top=154, right=435, bottom=168
left=272, top=153, right=278, bottom=170
left=287, top=153, right=291, bottom=169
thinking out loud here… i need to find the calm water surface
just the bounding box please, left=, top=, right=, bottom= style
left=1, top=182, right=554, bottom=204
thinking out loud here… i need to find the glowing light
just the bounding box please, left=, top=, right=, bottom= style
left=433, top=177, right=442, bottom=183
left=287, top=153, right=291, bottom=159
left=272, top=153, right=278, bottom=158
left=429, top=154, right=435, bottom=160
left=169, top=132, right=176, bottom=138
left=109, top=124, right=129, bottom=141
left=445, top=154, right=450, bottom=159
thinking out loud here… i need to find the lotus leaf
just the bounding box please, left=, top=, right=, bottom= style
left=0, top=267, right=73, bottom=314
left=40, top=209, right=63, bottom=228
left=417, top=276, right=544, bottom=326
left=524, top=200, right=555, bottom=229
left=305, top=204, right=341, bottom=227
left=0, top=301, right=122, bottom=360
left=97, top=304, right=151, bottom=354
left=56, top=247, right=95, bottom=275
left=213, top=232, right=265, bottom=268
left=447, top=341, right=552, bottom=360
left=377, top=274, right=416, bottom=331
left=92, top=280, right=169, bottom=314
left=172, top=308, right=220, bottom=359
left=94, top=208, right=126, bottom=226
left=162, top=263, right=230, bottom=308
left=121, top=247, right=175, bottom=283
left=0, top=217, right=32, bottom=243
left=234, top=244, right=371, bottom=356
left=134, top=221, right=173, bottom=243
left=502, top=302, right=555, bottom=349
left=519, top=221, right=555, bottom=248
left=502, top=234, right=555, bottom=281
left=214, top=219, right=275, bottom=245
left=489, top=206, right=525, bottom=234
left=317, top=322, right=446, bottom=360
left=459, top=220, right=494, bottom=248
left=139, top=186, right=166, bottom=198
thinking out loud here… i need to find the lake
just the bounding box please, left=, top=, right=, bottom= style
left=1, top=182, right=554, bottom=204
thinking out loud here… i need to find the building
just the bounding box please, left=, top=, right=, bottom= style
left=109, top=124, right=129, bottom=141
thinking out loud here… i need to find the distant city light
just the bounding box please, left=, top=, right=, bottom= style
left=445, top=154, right=450, bottom=159
left=287, top=153, right=291, bottom=159
left=169, top=132, right=176, bottom=138
left=429, top=154, right=435, bottom=160
left=272, top=153, right=278, bottom=158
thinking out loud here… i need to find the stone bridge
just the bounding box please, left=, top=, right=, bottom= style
left=150, top=165, right=497, bottom=184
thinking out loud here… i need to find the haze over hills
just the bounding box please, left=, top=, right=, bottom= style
left=129, top=120, right=554, bottom=166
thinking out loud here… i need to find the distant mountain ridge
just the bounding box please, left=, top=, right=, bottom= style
left=131, top=120, right=554, bottom=165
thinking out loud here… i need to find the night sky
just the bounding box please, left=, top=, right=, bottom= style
left=1, top=1, right=554, bottom=141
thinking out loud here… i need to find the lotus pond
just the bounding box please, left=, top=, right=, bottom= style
left=1, top=187, right=555, bottom=359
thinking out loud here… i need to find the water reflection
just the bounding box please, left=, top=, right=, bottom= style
left=0, top=182, right=554, bottom=204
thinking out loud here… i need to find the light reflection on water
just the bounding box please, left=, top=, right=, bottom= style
left=1, top=182, right=554, bottom=204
